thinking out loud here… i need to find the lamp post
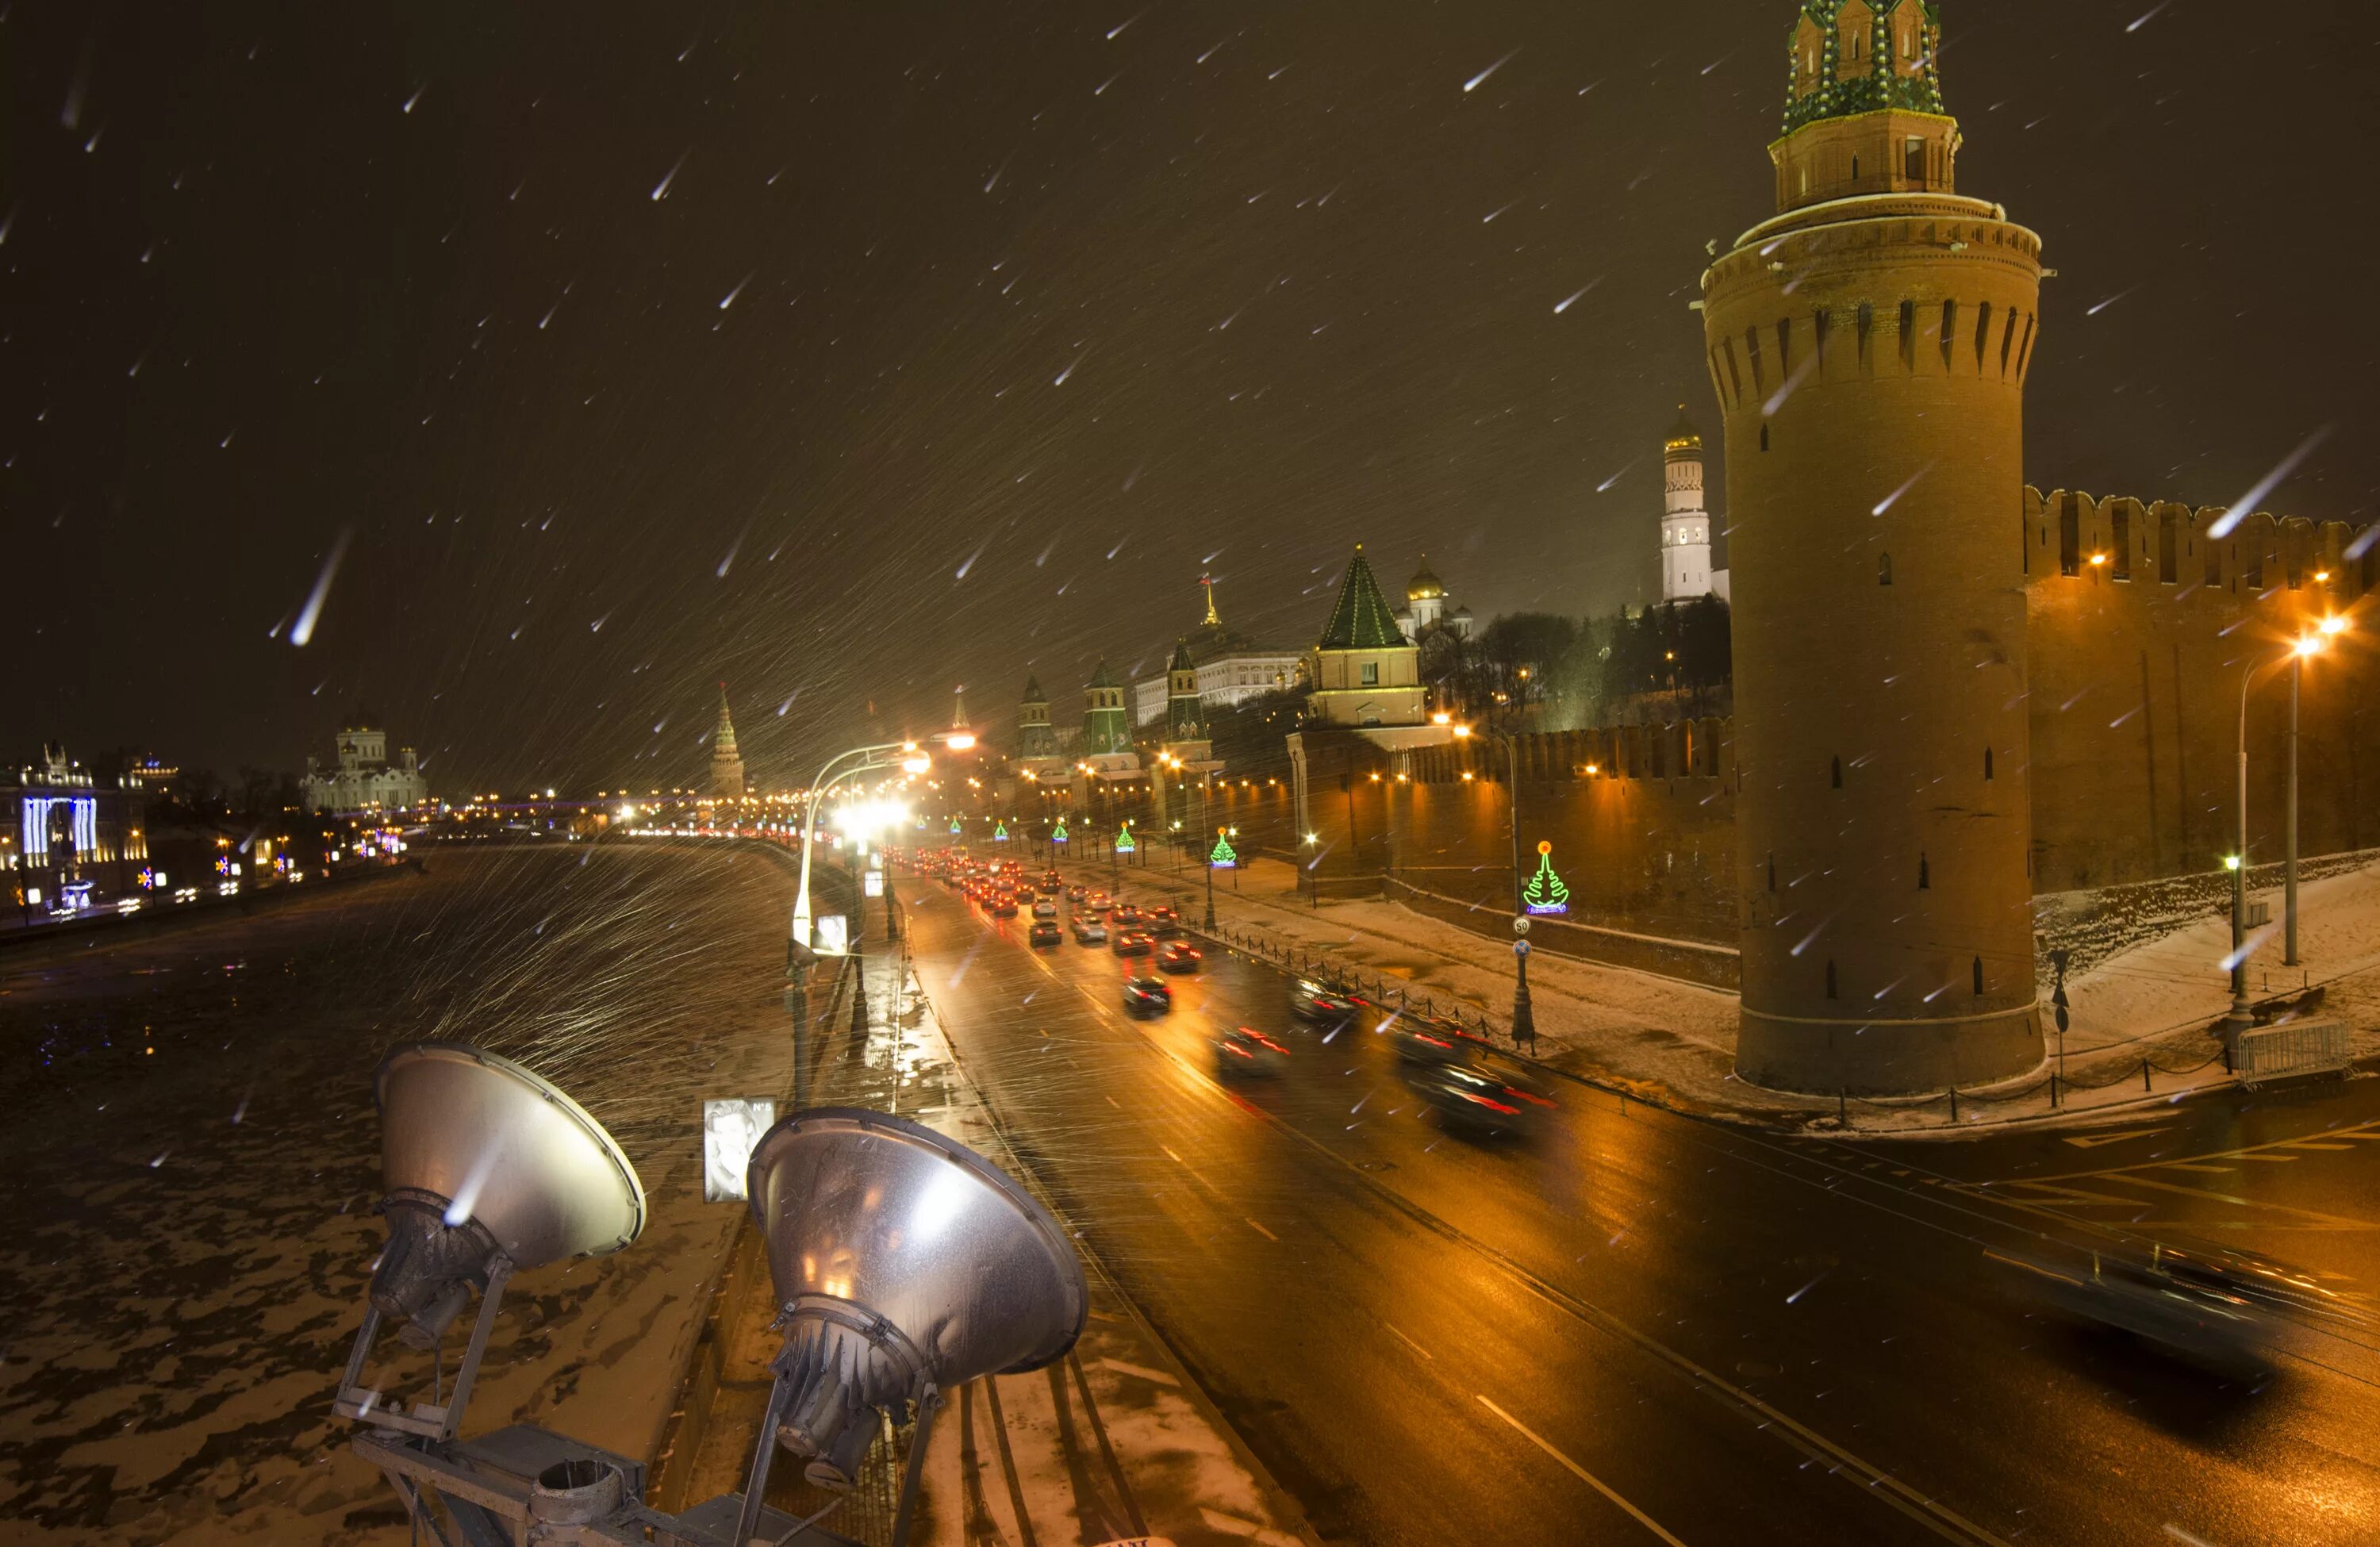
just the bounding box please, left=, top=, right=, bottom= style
left=2226, top=620, right=2347, bottom=1037
left=1511, top=916, right=1537, bottom=1049
left=791, top=729, right=969, bottom=965
left=2290, top=614, right=2351, bottom=963
left=1204, top=827, right=1219, bottom=930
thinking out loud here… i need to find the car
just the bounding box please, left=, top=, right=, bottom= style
left=1111, top=930, right=1154, bottom=957
left=1031, top=899, right=1058, bottom=920
left=1408, top=1059, right=1556, bottom=1138
left=1289, top=978, right=1362, bottom=1022
left=1086, top=892, right=1112, bottom=912
left=1028, top=920, right=1063, bottom=949
left=1123, top=976, right=1173, bottom=1015
left=1158, top=941, right=1203, bottom=974
left=1214, top=1027, right=1290, bottom=1078
left=1147, top=906, right=1182, bottom=937
left=991, top=896, right=1018, bottom=918
left=1072, top=917, right=1110, bottom=945
left=1065, top=885, right=1088, bottom=902
left=1113, top=904, right=1143, bottom=925
left=1039, top=873, right=1063, bottom=893
left=1393, top=1016, right=1473, bottom=1065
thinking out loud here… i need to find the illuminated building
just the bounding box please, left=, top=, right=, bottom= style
left=301, top=724, right=430, bottom=815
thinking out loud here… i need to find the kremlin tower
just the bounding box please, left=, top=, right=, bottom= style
left=1704, top=1, right=2044, bottom=1093
left=708, top=685, right=746, bottom=799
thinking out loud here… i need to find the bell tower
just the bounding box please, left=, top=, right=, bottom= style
left=1705, top=1, right=2044, bottom=1094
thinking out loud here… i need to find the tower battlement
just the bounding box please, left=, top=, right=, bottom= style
left=2024, top=487, right=2377, bottom=610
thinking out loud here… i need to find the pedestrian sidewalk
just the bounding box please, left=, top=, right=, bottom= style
left=1061, top=851, right=2380, bottom=1137
left=660, top=934, right=1314, bottom=1547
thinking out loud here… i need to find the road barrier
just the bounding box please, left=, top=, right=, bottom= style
left=2236, top=1019, right=2350, bottom=1087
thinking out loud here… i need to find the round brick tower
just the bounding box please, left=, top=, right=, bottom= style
left=1703, top=0, right=2044, bottom=1094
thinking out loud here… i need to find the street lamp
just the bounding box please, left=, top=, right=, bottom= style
left=1456, top=719, right=1534, bottom=1044
left=792, top=727, right=968, bottom=963
left=2225, top=620, right=2347, bottom=1038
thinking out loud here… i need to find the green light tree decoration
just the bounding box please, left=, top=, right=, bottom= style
left=1208, top=831, right=1238, bottom=868
left=1522, top=839, right=1570, bottom=916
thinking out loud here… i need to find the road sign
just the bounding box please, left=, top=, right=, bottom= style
left=862, top=871, right=885, bottom=898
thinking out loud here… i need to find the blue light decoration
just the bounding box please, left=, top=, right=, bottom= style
left=1208, top=831, right=1238, bottom=869
left=1522, top=840, right=1570, bottom=916
left=216, top=854, right=232, bottom=876
left=949, top=816, right=963, bottom=835
left=1113, top=823, right=1136, bottom=854
left=19, top=796, right=98, bottom=862
left=1051, top=820, right=1069, bottom=845
left=138, top=867, right=156, bottom=891
left=992, top=820, right=1010, bottom=843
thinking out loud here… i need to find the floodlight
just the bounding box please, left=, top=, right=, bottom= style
left=732, top=1107, right=1087, bottom=1544
left=335, top=1042, right=645, bottom=1441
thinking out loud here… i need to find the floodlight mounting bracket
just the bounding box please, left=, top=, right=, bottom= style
left=335, top=1251, right=515, bottom=1442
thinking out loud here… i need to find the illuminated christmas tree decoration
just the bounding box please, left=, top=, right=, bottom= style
left=1209, top=830, right=1238, bottom=869
left=1051, top=820, right=1069, bottom=844
left=993, top=820, right=1010, bottom=842
left=949, top=816, right=963, bottom=834
left=1522, top=839, right=1570, bottom=916
left=1114, top=823, right=1136, bottom=854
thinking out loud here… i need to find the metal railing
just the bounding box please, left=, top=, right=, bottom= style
left=2236, top=1019, right=2349, bottom=1086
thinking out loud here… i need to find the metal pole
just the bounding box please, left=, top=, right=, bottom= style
left=1204, top=831, right=1217, bottom=930
left=1511, top=933, right=1536, bottom=1047
left=1506, top=735, right=1523, bottom=915
left=2286, top=653, right=2301, bottom=966
left=2225, top=658, right=2260, bottom=1037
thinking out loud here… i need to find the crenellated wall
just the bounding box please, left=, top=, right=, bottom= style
left=2023, top=488, right=2380, bottom=892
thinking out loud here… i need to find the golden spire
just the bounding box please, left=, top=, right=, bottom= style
left=1200, top=572, right=1221, bottom=627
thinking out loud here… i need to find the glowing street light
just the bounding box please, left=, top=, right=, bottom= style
left=2228, top=617, right=2350, bottom=1033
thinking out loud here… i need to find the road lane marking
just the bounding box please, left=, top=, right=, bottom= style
left=2029, top=1117, right=2380, bottom=1181
left=2061, top=1127, right=2170, bottom=1149
left=1476, top=1395, right=1689, bottom=1546
left=1245, top=1217, right=1278, bottom=1242
left=2159, top=1162, right=2236, bottom=1174
left=1384, top=1322, right=1434, bottom=1361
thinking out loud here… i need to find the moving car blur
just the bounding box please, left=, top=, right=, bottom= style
left=1215, top=1027, right=1290, bottom=1079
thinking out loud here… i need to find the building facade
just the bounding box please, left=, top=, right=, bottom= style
left=1706, top=0, right=2044, bottom=1094
left=302, top=726, right=431, bottom=815
left=1130, top=578, right=1307, bottom=725
left=4, top=745, right=147, bottom=912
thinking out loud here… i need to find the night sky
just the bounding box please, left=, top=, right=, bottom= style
left=10, top=2, right=2375, bottom=793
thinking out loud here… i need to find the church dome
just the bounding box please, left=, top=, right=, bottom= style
left=1407, top=555, right=1446, bottom=602
left=1664, top=405, right=1702, bottom=455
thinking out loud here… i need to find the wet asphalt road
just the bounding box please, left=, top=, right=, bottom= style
left=905, top=873, right=2380, bottom=1547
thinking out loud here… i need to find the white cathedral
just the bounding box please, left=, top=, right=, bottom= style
left=301, top=725, right=430, bottom=815
left=1660, top=407, right=1730, bottom=605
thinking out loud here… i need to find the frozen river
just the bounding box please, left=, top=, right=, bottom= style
left=0, top=840, right=800, bottom=1545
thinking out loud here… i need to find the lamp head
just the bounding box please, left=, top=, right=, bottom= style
left=744, top=1108, right=1085, bottom=1490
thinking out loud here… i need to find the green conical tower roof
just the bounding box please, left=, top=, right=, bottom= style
left=1086, top=657, right=1119, bottom=690
left=1022, top=673, right=1046, bottom=703
left=1783, top=2, right=1946, bottom=133
left=1169, top=639, right=1196, bottom=672
left=1318, top=544, right=1408, bottom=651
